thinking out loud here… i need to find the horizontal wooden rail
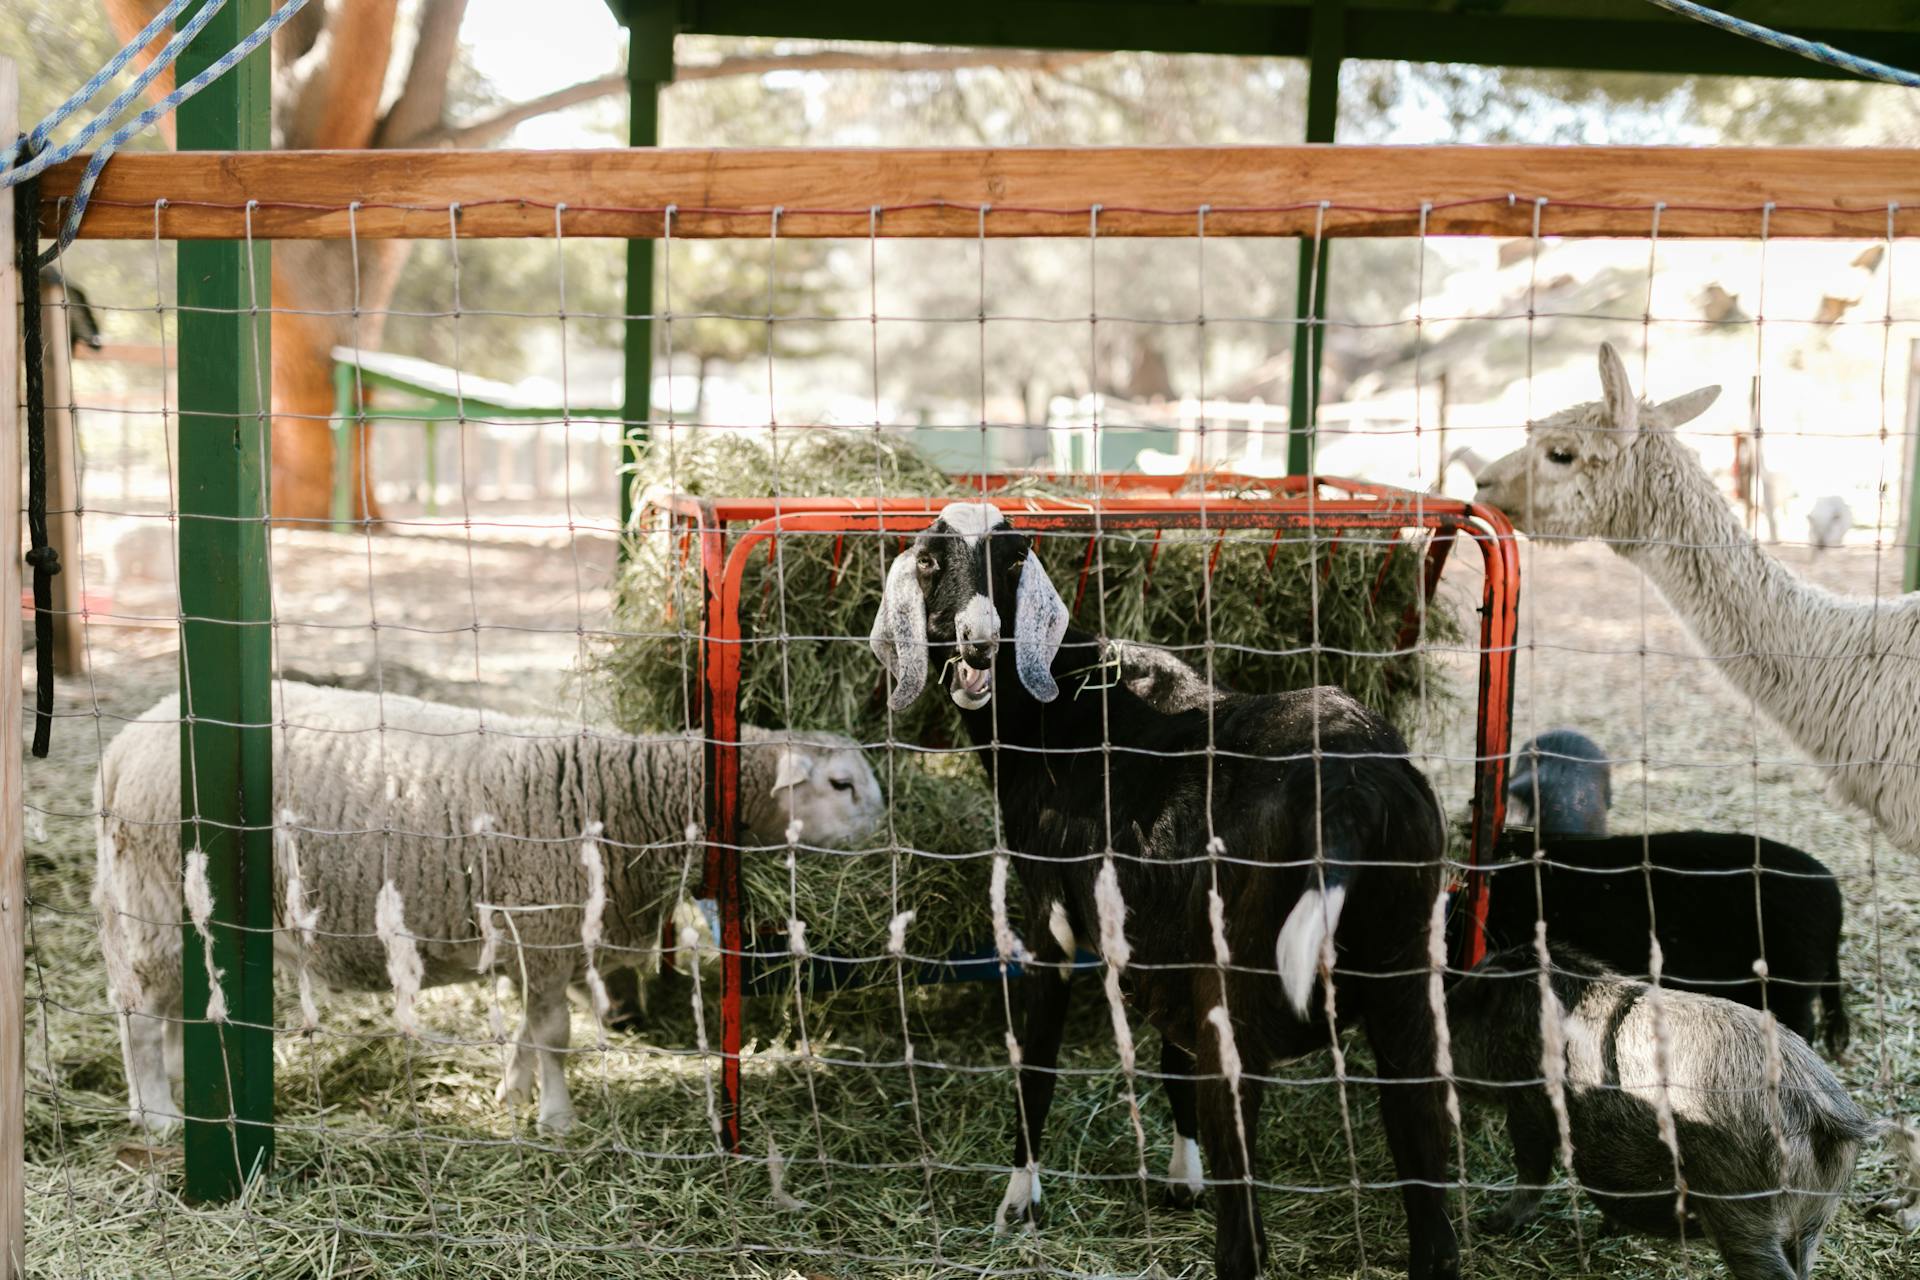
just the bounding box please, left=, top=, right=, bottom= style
left=37, top=146, right=1920, bottom=241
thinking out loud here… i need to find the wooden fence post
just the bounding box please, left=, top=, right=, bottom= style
left=2, top=52, right=28, bottom=1280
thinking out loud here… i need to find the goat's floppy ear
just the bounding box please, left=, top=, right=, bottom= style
left=1596, top=342, right=1640, bottom=436
left=869, top=549, right=928, bottom=709
left=770, top=748, right=812, bottom=794
left=1014, top=547, right=1068, bottom=703
left=1651, top=384, right=1720, bottom=429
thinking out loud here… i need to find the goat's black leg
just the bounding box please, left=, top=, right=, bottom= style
left=996, top=959, right=1073, bottom=1231
left=1196, top=1015, right=1267, bottom=1280
left=1483, top=1093, right=1555, bottom=1234
left=1818, top=951, right=1851, bottom=1058
left=1160, top=1035, right=1204, bottom=1209
left=1364, top=976, right=1462, bottom=1280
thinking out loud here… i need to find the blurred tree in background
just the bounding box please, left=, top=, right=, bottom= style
left=1, top=0, right=1909, bottom=514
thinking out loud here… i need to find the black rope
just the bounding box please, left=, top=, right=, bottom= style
left=14, top=135, right=59, bottom=758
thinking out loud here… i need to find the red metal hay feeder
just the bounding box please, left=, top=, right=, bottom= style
left=645, top=474, right=1520, bottom=1152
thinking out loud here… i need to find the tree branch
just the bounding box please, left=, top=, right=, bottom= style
left=282, top=0, right=402, bottom=150
left=416, top=46, right=1107, bottom=149
left=375, top=0, right=471, bottom=148
left=412, top=72, right=625, bottom=149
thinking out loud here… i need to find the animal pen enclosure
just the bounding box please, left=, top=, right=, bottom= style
left=10, top=99, right=1920, bottom=1280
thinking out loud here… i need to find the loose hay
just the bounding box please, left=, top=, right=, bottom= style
left=20, top=544, right=1919, bottom=1280
left=595, top=430, right=1462, bottom=962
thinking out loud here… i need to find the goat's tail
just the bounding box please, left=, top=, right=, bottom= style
left=1277, top=864, right=1351, bottom=1019
left=1274, top=756, right=1445, bottom=1020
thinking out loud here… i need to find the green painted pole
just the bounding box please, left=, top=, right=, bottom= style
left=330, top=359, right=354, bottom=532
left=176, top=0, right=274, bottom=1201
left=619, top=1, right=674, bottom=534
left=1287, top=0, right=1344, bottom=476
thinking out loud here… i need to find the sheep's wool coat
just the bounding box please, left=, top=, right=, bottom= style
left=96, top=683, right=795, bottom=1000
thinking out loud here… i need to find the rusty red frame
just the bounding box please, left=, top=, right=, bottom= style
left=644, top=474, right=1520, bottom=1152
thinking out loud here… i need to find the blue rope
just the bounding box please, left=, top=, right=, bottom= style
left=1643, top=0, right=1920, bottom=88
left=0, top=0, right=195, bottom=172
left=4, top=0, right=229, bottom=190
left=2, top=0, right=310, bottom=265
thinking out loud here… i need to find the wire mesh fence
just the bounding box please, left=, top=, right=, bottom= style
left=10, top=145, right=1920, bottom=1279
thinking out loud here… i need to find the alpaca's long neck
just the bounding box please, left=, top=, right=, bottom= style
left=1613, top=435, right=1875, bottom=755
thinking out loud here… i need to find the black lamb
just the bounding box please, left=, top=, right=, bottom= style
left=1468, top=827, right=1849, bottom=1056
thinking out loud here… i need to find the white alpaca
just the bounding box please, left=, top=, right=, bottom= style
left=1474, top=343, right=1920, bottom=855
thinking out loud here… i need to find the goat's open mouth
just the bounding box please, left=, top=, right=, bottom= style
left=949, top=659, right=993, bottom=709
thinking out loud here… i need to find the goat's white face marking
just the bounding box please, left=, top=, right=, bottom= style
left=1473, top=343, right=1720, bottom=541
left=950, top=594, right=1002, bottom=708
left=956, top=593, right=1000, bottom=643
left=936, top=500, right=1005, bottom=546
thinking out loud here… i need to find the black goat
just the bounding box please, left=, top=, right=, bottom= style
left=868, top=502, right=1460, bottom=1280
left=1467, top=828, right=1848, bottom=1056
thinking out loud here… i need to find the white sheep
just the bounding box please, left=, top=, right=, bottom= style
left=1808, top=495, right=1854, bottom=554
left=1474, top=343, right=1920, bottom=855
left=94, top=681, right=883, bottom=1135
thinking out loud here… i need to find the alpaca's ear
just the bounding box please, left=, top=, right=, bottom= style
left=1014, top=548, right=1068, bottom=703
left=1652, top=385, right=1720, bottom=428
left=1596, top=343, right=1640, bottom=435
left=869, top=549, right=928, bottom=709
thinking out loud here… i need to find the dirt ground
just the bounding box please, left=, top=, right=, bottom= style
left=16, top=522, right=1920, bottom=1278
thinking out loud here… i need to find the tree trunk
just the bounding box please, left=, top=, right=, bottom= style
left=268, top=239, right=413, bottom=522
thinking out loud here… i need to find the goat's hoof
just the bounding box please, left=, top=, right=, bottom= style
left=536, top=1108, right=575, bottom=1137
left=495, top=1078, right=534, bottom=1107
left=992, top=1201, right=1041, bottom=1236
left=1212, top=1236, right=1268, bottom=1280
left=993, top=1168, right=1042, bottom=1235
left=1160, top=1181, right=1204, bottom=1211
left=1477, top=1205, right=1537, bottom=1236
left=1408, top=1242, right=1462, bottom=1280
left=127, top=1109, right=181, bottom=1138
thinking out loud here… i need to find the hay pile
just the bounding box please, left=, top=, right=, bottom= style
left=595, top=430, right=1460, bottom=957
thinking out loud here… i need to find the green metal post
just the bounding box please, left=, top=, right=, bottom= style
left=330, top=359, right=354, bottom=532
left=1287, top=0, right=1343, bottom=476
left=176, top=0, right=274, bottom=1201
left=619, top=1, right=675, bottom=534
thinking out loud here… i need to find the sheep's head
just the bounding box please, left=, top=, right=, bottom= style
left=868, top=502, right=1069, bottom=711
left=746, top=733, right=884, bottom=847
left=1473, top=343, right=1720, bottom=541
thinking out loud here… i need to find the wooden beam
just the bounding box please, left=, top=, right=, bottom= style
left=38, top=146, right=1920, bottom=240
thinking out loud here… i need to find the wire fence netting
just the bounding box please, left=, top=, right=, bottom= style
left=15, top=184, right=1920, bottom=1279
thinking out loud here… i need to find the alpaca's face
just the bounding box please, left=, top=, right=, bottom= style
left=1473, top=343, right=1720, bottom=541
left=1471, top=403, right=1630, bottom=540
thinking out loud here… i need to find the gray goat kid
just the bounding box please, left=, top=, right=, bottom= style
left=1506, top=729, right=1612, bottom=837
left=1448, top=947, right=1873, bottom=1280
